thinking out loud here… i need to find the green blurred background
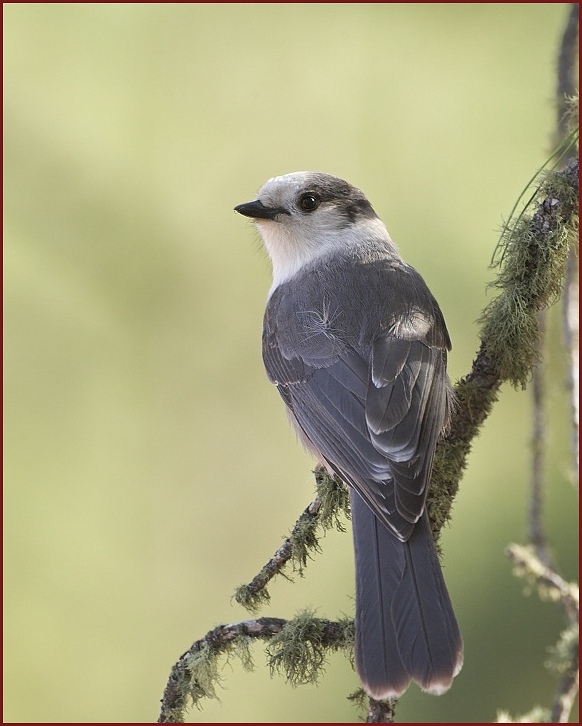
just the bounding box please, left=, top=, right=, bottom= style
left=4, top=3, right=578, bottom=723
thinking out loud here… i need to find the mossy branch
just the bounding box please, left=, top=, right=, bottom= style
left=157, top=613, right=354, bottom=723
left=479, top=158, right=579, bottom=389
left=266, top=609, right=355, bottom=685
left=489, top=16, right=579, bottom=719
left=233, top=468, right=351, bottom=612
left=495, top=545, right=579, bottom=724
left=505, top=544, right=579, bottom=627
left=428, top=154, right=579, bottom=549
left=555, top=3, right=579, bottom=151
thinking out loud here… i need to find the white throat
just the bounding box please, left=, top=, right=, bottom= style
left=256, top=215, right=391, bottom=296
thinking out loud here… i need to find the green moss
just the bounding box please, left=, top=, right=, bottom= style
left=267, top=610, right=354, bottom=686
left=479, top=158, right=578, bottom=388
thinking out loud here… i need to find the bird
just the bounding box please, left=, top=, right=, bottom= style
left=234, top=171, right=463, bottom=700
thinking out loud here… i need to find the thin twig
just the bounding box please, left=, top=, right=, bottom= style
left=234, top=467, right=350, bottom=611
left=555, top=3, right=579, bottom=152
left=234, top=495, right=323, bottom=609
left=542, top=12, right=581, bottom=720
left=562, top=250, right=579, bottom=486
left=529, top=312, right=550, bottom=564
left=550, top=653, right=580, bottom=723
left=505, top=544, right=579, bottom=625
left=504, top=544, right=579, bottom=723
left=556, top=2, right=579, bottom=490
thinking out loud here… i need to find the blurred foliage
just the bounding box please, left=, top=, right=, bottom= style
left=4, top=3, right=577, bottom=723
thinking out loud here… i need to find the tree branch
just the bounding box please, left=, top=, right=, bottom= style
left=529, top=312, right=551, bottom=564
left=157, top=614, right=354, bottom=723
left=234, top=468, right=351, bottom=612
left=562, top=250, right=579, bottom=484
left=505, top=544, right=579, bottom=626
left=556, top=3, right=579, bottom=491
left=550, top=653, right=579, bottom=724
left=555, top=3, right=579, bottom=153
left=504, top=544, right=579, bottom=724
left=429, top=157, right=579, bottom=547
left=366, top=698, right=397, bottom=723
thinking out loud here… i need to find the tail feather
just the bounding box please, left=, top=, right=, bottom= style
left=351, top=491, right=463, bottom=699
left=352, top=497, right=409, bottom=698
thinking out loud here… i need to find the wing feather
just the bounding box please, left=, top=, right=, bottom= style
left=262, top=268, right=452, bottom=543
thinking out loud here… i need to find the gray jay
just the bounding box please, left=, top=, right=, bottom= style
left=234, top=171, right=463, bottom=699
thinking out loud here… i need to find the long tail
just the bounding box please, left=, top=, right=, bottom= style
left=351, top=490, right=463, bottom=700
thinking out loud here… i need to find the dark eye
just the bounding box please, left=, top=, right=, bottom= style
left=298, top=192, right=320, bottom=212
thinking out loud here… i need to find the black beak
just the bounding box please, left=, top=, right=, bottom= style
left=234, top=200, right=287, bottom=220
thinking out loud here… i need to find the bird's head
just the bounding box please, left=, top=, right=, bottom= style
left=235, top=171, right=390, bottom=288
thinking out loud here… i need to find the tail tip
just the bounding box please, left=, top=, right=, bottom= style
left=361, top=677, right=410, bottom=701
left=361, top=653, right=464, bottom=700
left=419, top=652, right=464, bottom=696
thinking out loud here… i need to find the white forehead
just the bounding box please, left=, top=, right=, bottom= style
left=258, top=171, right=318, bottom=201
